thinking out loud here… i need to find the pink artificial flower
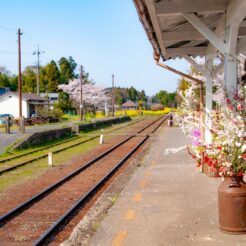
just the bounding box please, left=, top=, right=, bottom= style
left=191, top=129, right=201, bottom=138
left=192, top=139, right=200, bottom=146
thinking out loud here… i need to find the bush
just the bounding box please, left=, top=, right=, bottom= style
left=48, top=108, right=63, bottom=119
left=143, top=108, right=175, bottom=115
left=95, top=111, right=105, bottom=118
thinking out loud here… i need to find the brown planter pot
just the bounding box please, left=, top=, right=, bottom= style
left=218, top=176, right=246, bottom=234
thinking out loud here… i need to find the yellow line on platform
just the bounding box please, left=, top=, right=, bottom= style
left=111, top=231, right=127, bottom=246
left=133, top=192, right=142, bottom=202
left=144, top=170, right=151, bottom=177
left=139, top=180, right=147, bottom=188
left=125, top=209, right=136, bottom=221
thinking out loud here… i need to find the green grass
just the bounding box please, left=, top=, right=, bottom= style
left=0, top=117, right=147, bottom=192
left=0, top=138, right=99, bottom=192
left=0, top=134, right=79, bottom=159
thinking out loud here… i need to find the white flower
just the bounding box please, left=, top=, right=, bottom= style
left=242, top=145, right=246, bottom=152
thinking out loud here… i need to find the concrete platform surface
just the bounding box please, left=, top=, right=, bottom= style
left=89, top=127, right=246, bottom=246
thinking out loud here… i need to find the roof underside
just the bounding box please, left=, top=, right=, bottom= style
left=134, top=0, right=246, bottom=60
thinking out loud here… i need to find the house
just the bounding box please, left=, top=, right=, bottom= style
left=0, top=92, right=49, bottom=118
left=40, top=93, right=59, bottom=108
left=121, top=100, right=137, bottom=110
left=0, top=87, right=10, bottom=96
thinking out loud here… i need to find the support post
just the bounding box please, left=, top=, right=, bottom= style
left=204, top=56, right=213, bottom=144
left=5, top=116, right=10, bottom=134
left=112, top=74, right=115, bottom=117
left=199, top=83, right=205, bottom=143
left=32, top=45, right=44, bottom=96
left=80, top=65, right=84, bottom=122
left=17, top=28, right=24, bottom=133
left=224, top=23, right=240, bottom=99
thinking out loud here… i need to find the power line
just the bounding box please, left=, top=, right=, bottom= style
left=0, top=24, right=16, bottom=32
left=0, top=51, right=33, bottom=55
left=33, top=45, right=45, bottom=95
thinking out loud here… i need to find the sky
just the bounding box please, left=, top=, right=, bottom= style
left=0, top=0, right=190, bottom=96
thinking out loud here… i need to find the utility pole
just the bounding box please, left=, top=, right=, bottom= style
left=112, top=74, right=115, bottom=117
left=18, top=28, right=24, bottom=133
left=33, top=45, right=44, bottom=95
left=80, top=65, right=84, bottom=121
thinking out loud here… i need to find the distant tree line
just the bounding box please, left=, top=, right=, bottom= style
left=0, top=59, right=177, bottom=112
left=106, top=86, right=176, bottom=108
left=107, top=86, right=147, bottom=105
left=151, top=90, right=177, bottom=108
left=0, top=56, right=92, bottom=93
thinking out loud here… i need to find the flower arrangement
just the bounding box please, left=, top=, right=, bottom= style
left=176, top=58, right=246, bottom=177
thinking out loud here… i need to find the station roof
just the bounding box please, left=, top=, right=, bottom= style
left=133, top=0, right=246, bottom=60
left=122, top=100, right=137, bottom=107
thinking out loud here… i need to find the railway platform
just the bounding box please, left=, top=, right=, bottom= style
left=86, top=126, right=246, bottom=246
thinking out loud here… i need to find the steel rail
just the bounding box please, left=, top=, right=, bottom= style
left=33, top=114, right=169, bottom=246
left=0, top=117, right=147, bottom=175
left=0, top=116, right=167, bottom=226
left=0, top=117, right=145, bottom=164
left=0, top=135, right=81, bottom=163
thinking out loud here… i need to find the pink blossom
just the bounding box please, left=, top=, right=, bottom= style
left=191, top=129, right=201, bottom=138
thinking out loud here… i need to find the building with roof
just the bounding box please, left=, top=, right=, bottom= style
left=0, top=92, right=49, bottom=118
left=40, top=93, right=59, bottom=107
left=121, top=100, right=137, bottom=110
left=0, top=87, right=10, bottom=96
left=133, top=0, right=246, bottom=143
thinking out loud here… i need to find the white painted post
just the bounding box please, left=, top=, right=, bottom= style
left=48, top=152, right=53, bottom=166
left=224, top=23, right=239, bottom=99
left=204, top=56, right=213, bottom=144
left=99, top=134, right=104, bottom=144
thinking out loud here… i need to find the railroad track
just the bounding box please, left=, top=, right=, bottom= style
left=0, top=117, right=147, bottom=175
left=0, top=115, right=169, bottom=245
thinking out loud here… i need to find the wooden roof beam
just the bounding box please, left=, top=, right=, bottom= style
left=226, top=0, right=246, bottom=26
left=156, top=0, right=228, bottom=16
left=144, top=0, right=167, bottom=56
left=183, top=13, right=226, bottom=54
left=163, top=30, right=205, bottom=41
left=166, top=46, right=206, bottom=56
left=162, top=27, right=246, bottom=42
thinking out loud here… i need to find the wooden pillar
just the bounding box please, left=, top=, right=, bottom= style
left=224, top=23, right=239, bottom=99
left=204, top=56, right=213, bottom=144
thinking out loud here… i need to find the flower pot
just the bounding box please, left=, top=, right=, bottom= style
left=218, top=176, right=246, bottom=233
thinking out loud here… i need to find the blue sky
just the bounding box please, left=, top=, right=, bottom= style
left=0, top=0, right=189, bottom=95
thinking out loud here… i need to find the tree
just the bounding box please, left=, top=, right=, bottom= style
left=128, top=86, right=138, bottom=101
left=22, top=67, right=37, bottom=93
left=56, top=91, right=72, bottom=112
left=8, top=76, right=18, bottom=91
left=138, top=90, right=147, bottom=102
left=59, top=78, right=108, bottom=112
left=167, top=92, right=176, bottom=107
left=156, top=90, right=168, bottom=107
left=58, top=56, right=77, bottom=84
left=0, top=68, right=18, bottom=91
left=0, top=73, right=11, bottom=88
left=40, top=60, right=60, bottom=92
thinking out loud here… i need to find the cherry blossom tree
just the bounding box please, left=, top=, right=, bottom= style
left=59, top=79, right=109, bottom=112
